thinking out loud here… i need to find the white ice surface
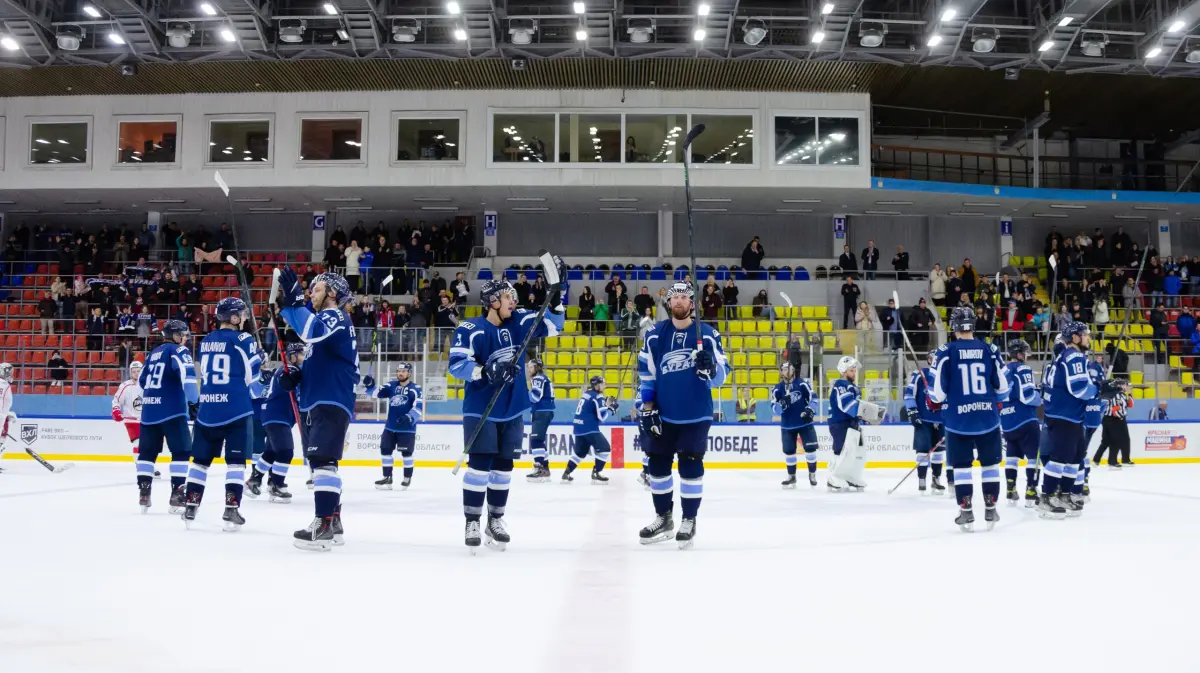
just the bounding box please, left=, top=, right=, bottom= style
left=1, top=461, right=1197, bottom=673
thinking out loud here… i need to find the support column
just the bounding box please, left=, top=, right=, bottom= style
left=832, top=214, right=846, bottom=258
left=146, top=211, right=161, bottom=261
left=1000, top=217, right=1013, bottom=266
left=1157, top=218, right=1172, bottom=257
left=658, top=209, right=673, bottom=257
left=312, top=211, right=326, bottom=262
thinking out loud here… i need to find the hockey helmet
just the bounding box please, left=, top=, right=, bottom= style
left=779, top=361, right=795, bottom=380
left=0, top=362, right=12, bottom=382
left=161, top=319, right=190, bottom=341
left=1007, top=338, right=1032, bottom=360
left=285, top=343, right=306, bottom=358
left=479, top=279, right=517, bottom=307
left=215, top=296, right=248, bottom=324
left=926, top=349, right=937, bottom=365
left=312, top=272, right=354, bottom=307
left=949, top=306, right=976, bottom=334
left=395, top=362, right=413, bottom=380
left=527, top=356, right=544, bottom=374
left=1062, top=320, right=1090, bottom=343
left=589, top=375, right=605, bottom=390
left=836, top=356, right=860, bottom=376
left=129, top=361, right=144, bottom=376
left=666, top=281, right=694, bottom=301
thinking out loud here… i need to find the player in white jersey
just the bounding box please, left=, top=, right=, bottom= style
left=0, top=363, right=16, bottom=471
left=112, top=362, right=148, bottom=469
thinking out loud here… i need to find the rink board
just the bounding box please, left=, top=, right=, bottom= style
left=2, top=417, right=1196, bottom=467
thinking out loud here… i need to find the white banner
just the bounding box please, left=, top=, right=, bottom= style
left=5, top=418, right=1197, bottom=467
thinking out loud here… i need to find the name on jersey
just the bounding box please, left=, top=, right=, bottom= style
left=1000, top=406, right=1014, bottom=415
left=200, top=342, right=227, bottom=353
left=956, top=401, right=994, bottom=414
left=958, top=348, right=985, bottom=359
left=142, top=396, right=162, bottom=405
left=660, top=349, right=694, bottom=374
left=200, top=393, right=229, bottom=403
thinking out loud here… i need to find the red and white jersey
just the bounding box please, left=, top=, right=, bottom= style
left=0, top=379, right=12, bottom=419
left=113, top=380, right=143, bottom=423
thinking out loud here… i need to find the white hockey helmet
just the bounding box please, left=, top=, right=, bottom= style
left=836, top=356, right=860, bottom=375
left=779, top=361, right=795, bottom=380
left=0, top=362, right=11, bottom=382
left=129, top=361, right=143, bottom=377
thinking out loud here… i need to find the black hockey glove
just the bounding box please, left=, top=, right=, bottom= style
left=907, top=407, right=923, bottom=427
left=1099, top=378, right=1122, bottom=399
left=693, top=348, right=716, bottom=381
left=277, top=266, right=306, bottom=308
left=188, top=402, right=199, bottom=422
left=638, top=406, right=663, bottom=438
left=799, top=407, right=815, bottom=424
left=779, top=394, right=793, bottom=411
left=484, top=359, right=518, bottom=385
left=278, top=369, right=303, bottom=391
left=362, top=375, right=376, bottom=390
left=605, top=395, right=619, bottom=412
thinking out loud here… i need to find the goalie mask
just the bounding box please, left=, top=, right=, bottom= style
left=128, top=361, right=143, bottom=379
left=836, top=356, right=860, bottom=378
left=0, top=362, right=14, bottom=382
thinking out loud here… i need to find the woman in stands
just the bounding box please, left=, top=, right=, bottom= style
left=578, top=286, right=596, bottom=335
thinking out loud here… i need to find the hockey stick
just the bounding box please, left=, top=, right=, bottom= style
left=269, top=269, right=303, bottom=428
left=887, top=437, right=944, bottom=495
left=1105, top=232, right=1153, bottom=378
left=682, top=124, right=706, bottom=350
left=1, top=433, right=74, bottom=473
left=779, top=290, right=794, bottom=356
left=451, top=250, right=560, bottom=475
left=214, top=171, right=265, bottom=350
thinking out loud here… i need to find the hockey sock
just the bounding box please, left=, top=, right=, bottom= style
left=462, top=454, right=492, bottom=521
left=1025, top=465, right=1038, bottom=489
left=169, top=456, right=189, bottom=489
left=225, top=462, right=245, bottom=504
left=487, top=458, right=513, bottom=519
left=1041, top=461, right=1064, bottom=497
left=564, top=451, right=584, bottom=476
left=381, top=449, right=394, bottom=478
left=269, top=460, right=290, bottom=487
left=186, top=460, right=210, bottom=502
left=931, top=449, right=945, bottom=479
left=401, top=450, right=415, bottom=480
left=594, top=448, right=610, bottom=473
left=953, top=466, right=974, bottom=505
left=255, top=453, right=272, bottom=475
left=136, top=458, right=156, bottom=488
left=783, top=449, right=798, bottom=476
left=805, top=451, right=817, bottom=474
left=531, top=439, right=548, bottom=468
left=678, top=454, right=704, bottom=520
left=916, top=452, right=930, bottom=481
left=1004, top=455, right=1019, bottom=487
left=1072, top=462, right=1086, bottom=494
left=647, top=453, right=675, bottom=515
left=980, top=463, right=1001, bottom=503
left=251, top=453, right=263, bottom=472
left=311, top=466, right=342, bottom=518
left=946, top=467, right=955, bottom=486
left=1060, top=463, right=1078, bottom=495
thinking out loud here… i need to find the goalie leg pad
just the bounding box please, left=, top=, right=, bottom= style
left=831, top=427, right=867, bottom=488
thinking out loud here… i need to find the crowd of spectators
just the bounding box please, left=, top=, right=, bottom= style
left=324, top=218, right=476, bottom=294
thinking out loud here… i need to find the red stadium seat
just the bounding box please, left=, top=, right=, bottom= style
left=77, top=369, right=90, bottom=381
left=36, top=264, right=48, bottom=274
left=102, top=352, right=117, bottom=365
left=34, top=385, right=47, bottom=394
left=87, top=352, right=101, bottom=364
left=31, top=335, right=46, bottom=348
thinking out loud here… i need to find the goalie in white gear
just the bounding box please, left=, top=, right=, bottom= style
left=0, top=363, right=14, bottom=470
left=827, top=356, right=874, bottom=491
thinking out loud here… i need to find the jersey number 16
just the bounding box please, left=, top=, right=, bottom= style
left=957, top=362, right=988, bottom=395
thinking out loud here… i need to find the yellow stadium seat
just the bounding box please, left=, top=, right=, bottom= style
left=753, top=387, right=770, bottom=401
left=750, top=370, right=765, bottom=385
left=620, top=388, right=634, bottom=400
left=749, top=352, right=763, bottom=367
left=570, top=370, right=585, bottom=385
left=1143, top=386, right=1156, bottom=398
left=1183, top=372, right=1195, bottom=386
left=603, top=352, right=618, bottom=366
left=566, top=306, right=579, bottom=319
left=801, top=306, right=816, bottom=318
left=823, top=336, right=837, bottom=350
left=731, top=352, right=748, bottom=367
left=1138, top=339, right=1152, bottom=353
left=586, top=369, right=602, bottom=379
left=1103, top=324, right=1118, bottom=336
left=1135, top=324, right=1152, bottom=337
left=545, top=336, right=560, bottom=349
left=1130, top=370, right=1144, bottom=385
left=572, top=352, right=587, bottom=367
left=819, top=320, right=833, bottom=333
left=559, top=336, right=575, bottom=349
left=791, top=320, right=805, bottom=334
left=813, top=306, right=828, bottom=319
left=552, top=370, right=568, bottom=384
left=762, top=351, right=777, bottom=367
left=744, top=320, right=763, bottom=333
left=1172, top=383, right=1186, bottom=399
left=543, top=353, right=557, bottom=367
left=588, top=352, right=603, bottom=367
left=620, top=351, right=635, bottom=366
left=603, top=368, right=618, bottom=382
left=766, top=370, right=779, bottom=385
left=555, top=386, right=569, bottom=399
left=606, top=337, right=621, bottom=347
left=773, top=306, right=789, bottom=320
left=734, top=371, right=749, bottom=385
left=774, top=336, right=787, bottom=349
left=1169, top=356, right=1182, bottom=369
left=737, top=306, right=753, bottom=319
left=865, top=370, right=880, bottom=380
left=804, top=320, right=818, bottom=333
left=568, top=388, right=580, bottom=399
left=711, top=388, right=724, bottom=401
left=563, top=321, right=577, bottom=334
left=745, top=336, right=760, bottom=349
left=728, top=322, right=743, bottom=334
left=1132, top=388, right=1144, bottom=399
left=773, top=321, right=789, bottom=334
left=728, top=336, right=744, bottom=350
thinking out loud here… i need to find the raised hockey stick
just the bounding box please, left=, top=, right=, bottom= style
left=779, top=290, right=794, bottom=353
left=682, top=124, right=706, bottom=349
left=451, top=250, right=561, bottom=475
left=1105, top=232, right=1153, bottom=378
left=269, top=269, right=303, bottom=427
left=1, top=433, right=74, bottom=473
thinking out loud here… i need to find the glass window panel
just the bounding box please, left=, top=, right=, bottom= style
left=774, top=116, right=817, bottom=165
left=30, top=122, right=88, bottom=165
left=817, top=117, right=860, bottom=165
left=395, top=118, right=460, bottom=161
left=210, top=119, right=271, bottom=163
left=688, top=114, right=754, bottom=165
left=299, top=118, right=363, bottom=161
left=624, top=114, right=687, bottom=164
left=493, top=114, right=555, bottom=163
left=557, top=113, right=621, bottom=163
left=117, top=120, right=178, bottom=164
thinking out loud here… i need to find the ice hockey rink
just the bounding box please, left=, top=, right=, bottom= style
left=2, top=461, right=1196, bottom=673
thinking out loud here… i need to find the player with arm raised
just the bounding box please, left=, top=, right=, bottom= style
left=525, top=357, right=555, bottom=483
left=636, top=282, right=730, bottom=549
left=772, top=362, right=818, bottom=489
left=136, top=321, right=199, bottom=513
left=448, top=276, right=565, bottom=551
left=182, top=297, right=265, bottom=531
left=1000, top=339, right=1042, bottom=508
left=363, top=362, right=424, bottom=490
left=276, top=269, right=360, bottom=551
left=246, top=343, right=306, bottom=503
left=928, top=307, right=1009, bottom=532
left=563, top=375, right=617, bottom=484
left=903, top=351, right=947, bottom=495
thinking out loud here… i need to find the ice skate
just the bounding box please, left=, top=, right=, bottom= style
left=930, top=476, right=946, bottom=495
left=222, top=507, right=245, bottom=532
left=955, top=497, right=975, bottom=533
left=676, top=518, right=697, bottom=550
left=638, top=512, right=675, bottom=545
left=293, top=517, right=335, bottom=552
left=638, top=472, right=650, bottom=491
left=1025, top=486, right=1038, bottom=508
left=1066, top=494, right=1085, bottom=517
left=245, top=468, right=264, bottom=499
left=526, top=464, right=551, bottom=483
left=846, top=479, right=866, bottom=491
left=374, top=476, right=393, bottom=490
left=485, top=517, right=510, bottom=551
left=168, top=485, right=186, bottom=514
left=590, top=470, right=609, bottom=485
left=267, top=483, right=292, bottom=504
left=331, top=511, right=345, bottom=545
left=138, top=485, right=152, bottom=514
left=1120, top=461, right=1135, bottom=467
left=181, top=491, right=201, bottom=529
left=808, top=472, right=817, bottom=487
left=918, top=477, right=927, bottom=494
left=1038, top=493, right=1067, bottom=520
left=1081, top=483, right=1091, bottom=502
left=560, top=472, right=574, bottom=484
left=1006, top=485, right=1019, bottom=506
left=464, top=520, right=482, bottom=554
left=400, top=476, right=411, bottom=490
left=781, top=475, right=797, bottom=489
left=984, top=495, right=999, bottom=531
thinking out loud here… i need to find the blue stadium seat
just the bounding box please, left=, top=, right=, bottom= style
left=794, top=266, right=810, bottom=280
left=715, top=265, right=729, bottom=280
left=590, top=270, right=606, bottom=281
left=477, top=268, right=493, bottom=280
left=773, top=268, right=791, bottom=281
left=674, top=265, right=690, bottom=281
left=567, top=269, right=584, bottom=281
left=503, top=268, right=518, bottom=280
left=526, top=269, right=539, bottom=281
left=650, top=267, right=666, bottom=281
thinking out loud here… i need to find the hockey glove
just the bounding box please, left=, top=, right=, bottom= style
left=638, top=406, right=663, bottom=438
left=907, top=407, right=922, bottom=427
left=779, top=394, right=793, bottom=411
left=606, top=395, right=619, bottom=411
left=1099, top=378, right=1122, bottom=399
left=188, top=402, right=199, bottom=422
left=484, top=359, right=518, bottom=385
left=362, top=375, right=376, bottom=390
left=693, top=348, right=716, bottom=381
left=112, top=409, right=124, bottom=422
left=799, top=407, right=815, bottom=424
left=277, top=266, right=306, bottom=308
left=278, top=369, right=303, bottom=391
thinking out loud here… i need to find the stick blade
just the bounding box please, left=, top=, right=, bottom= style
left=381, top=274, right=394, bottom=291
left=269, top=268, right=281, bottom=304
left=683, top=124, right=706, bottom=149
left=538, top=249, right=560, bottom=285
left=214, top=171, right=230, bottom=197
left=778, top=291, right=793, bottom=308
left=225, top=255, right=239, bottom=266
left=892, top=290, right=901, bottom=307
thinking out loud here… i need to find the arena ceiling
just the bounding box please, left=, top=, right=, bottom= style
left=2, top=0, right=1200, bottom=138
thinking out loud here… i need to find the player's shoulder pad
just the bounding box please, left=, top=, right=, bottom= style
left=458, top=320, right=476, bottom=331
left=410, top=384, right=424, bottom=395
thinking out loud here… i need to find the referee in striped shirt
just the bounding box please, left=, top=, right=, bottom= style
left=1093, top=381, right=1133, bottom=468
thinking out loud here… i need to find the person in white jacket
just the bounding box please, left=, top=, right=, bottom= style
left=112, top=362, right=154, bottom=475
left=0, top=363, right=16, bottom=470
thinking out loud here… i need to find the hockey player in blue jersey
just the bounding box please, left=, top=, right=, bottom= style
left=635, top=282, right=730, bottom=549
left=928, top=307, right=1009, bottom=532
left=1000, top=339, right=1042, bottom=508
left=827, top=356, right=871, bottom=491
left=903, top=350, right=948, bottom=495
left=246, top=343, right=305, bottom=503
left=526, top=357, right=555, bottom=483
left=1079, top=352, right=1106, bottom=502
left=136, top=319, right=199, bottom=514
left=448, top=277, right=565, bottom=551
left=276, top=268, right=361, bottom=551
left=772, top=362, right=818, bottom=489
left=363, top=362, right=424, bottom=490
left=563, top=375, right=617, bottom=484
left=182, top=297, right=265, bottom=531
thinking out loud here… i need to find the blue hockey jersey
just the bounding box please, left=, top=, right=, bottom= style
left=929, top=340, right=1009, bottom=435
left=1084, top=361, right=1105, bottom=429
left=637, top=320, right=729, bottom=424
left=1042, top=346, right=1096, bottom=423
left=139, top=342, right=199, bottom=425
left=828, top=378, right=860, bottom=424
left=280, top=306, right=361, bottom=415
left=260, top=368, right=298, bottom=427
left=529, top=373, right=555, bottom=412
left=772, top=378, right=814, bottom=429
left=195, top=328, right=264, bottom=427
left=1000, top=361, right=1041, bottom=432
left=573, top=390, right=613, bottom=436
left=903, top=368, right=943, bottom=425
left=448, top=309, right=564, bottom=422
left=371, top=381, right=424, bottom=433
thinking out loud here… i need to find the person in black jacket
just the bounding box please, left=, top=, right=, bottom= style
left=861, top=240, right=880, bottom=280
left=892, top=245, right=910, bottom=281
left=87, top=307, right=107, bottom=351
left=1149, top=301, right=1169, bottom=363
left=722, top=278, right=739, bottom=320
left=741, top=237, right=765, bottom=271
left=908, top=298, right=935, bottom=353
left=841, top=276, right=861, bottom=329
left=838, top=244, right=857, bottom=279
left=48, top=351, right=69, bottom=388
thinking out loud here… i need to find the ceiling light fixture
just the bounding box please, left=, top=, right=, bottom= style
left=1057, top=16, right=1073, bottom=27
left=628, top=18, right=654, bottom=43
left=322, top=3, right=338, bottom=15
left=336, top=29, right=350, bottom=41
left=693, top=28, right=706, bottom=41
left=82, top=4, right=101, bottom=18
left=278, top=19, right=306, bottom=43
left=0, top=35, right=17, bottom=51
left=573, top=2, right=585, bottom=14
left=166, top=23, right=193, bottom=48
left=822, top=3, right=835, bottom=14
left=220, top=27, right=236, bottom=42
left=971, top=26, right=996, bottom=52
left=453, top=28, right=467, bottom=40
left=1038, top=40, right=1053, bottom=52
left=698, top=3, right=710, bottom=16
left=742, top=18, right=766, bottom=45
left=810, top=30, right=825, bottom=43
left=927, top=34, right=942, bottom=46
left=575, top=28, right=587, bottom=40
left=392, top=20, right=420, bottom=42
left=1146, top=45, right=1163, bottom=58
left=1169, top=19, right=1186, bottom=33
left=1080, top=32, right=1108, bottom=56
left=107, top=32, right=125, bottom=45
left=447, top=2, right=460, bottom=14
left=940, top=8, right=956, bottom=22
left=859, top=23, right=885, bottom=47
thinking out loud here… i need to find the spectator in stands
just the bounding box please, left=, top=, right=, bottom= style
left=134, top=301, right=156, bottom=341
left=372, top=236, right=392, bottom=292
left=1094, top=289, right=1110, bottom=327
left=593, top=300, right=610, bottom=334
left=1128, top=242, right=1144, bottom=268
left=357, top=246, right=373, bottom=294
left=578, top=286, right=596, bottom=334
left=55, top=236, right=75, bottom=277
left=854, top=301, right=877, bottom=348
left=417, top=282, right=436, bottom=324
left=349, top=221, right=368, bottom=248
left=634, top=286, right=655, bottom=319
left=405, top=299, right=427, bottom=353
left=175, top=232, right=195, bottom=275
left=1164, top=267, right=1182, bottom=308
left=741, top=236, right=765, bottom=272
left=84, top=243, right=103, bottom=276
left=945, top=268, right=963, bottom=307
left=1122, top=276, right=1143, bottom=312
left=722, top=278, right=739, bottom=320
left=112, top=234, right=130, bottom=267
left=838, top=244, right=857, bottom=278
left=531, top=276, right=548, bottom=309
left=1177, top=306, right=1196, bottom=343
left=420, top=242, right=436, bottom=269
left=452, top=272, right=470, bottom=306
left=1075, top=229, right=1091, bottom=249
left=619, top=299, right=639, bottom=350
left=117, top=305, right=136, bottom=337
left=48, top=350, right=69, bottom=389
left=908, top=298, right=934, bottom=353
left=1150, top=399, right=1169, bottom=421
left=72, top=276, right=89, bottom=319
left=513, top=273, right=532, bottom=310
left=1030, top=305, right=1050, bottom=353
left=893, top=245, right=910, bottom=281
left=604, top=273, right=627, bottom=313
left=326, top=241, right=346, bottom=273
left=344, top=240, right=362, bottom=292
left=929, top=263, right=948, bottom=307
left=87, top=307, right=106, bottom=351
left=37, top=291, right=56, bottom=335
left=974, top=305, right=994, bottom=343
left=998, top=299, right=1027, bottom=350
left=959, top=258, right=978, bottom=300
left=434, top=294, right=458, bottom=355
left=751, top=289, right=770, bottom=318
left=60, top=290, right=76, bottom=327
left=841, top=275, right=860, bottom=329
left=1146, top=256, right=1165, bottom=307
left=1150, top=302, right=1169, bottom=363
left=861, top=240, right=879, bottom=280
left=51, top=276, right=67, bottom=300
left=157, top=270, right=179, bottom=305
left=702, top=285, right=722, bottom=327
left=430, top=270, right=447, bottom=298
left=137, top=224, right=155, bottom=260
left=375, top=300, right=397, bottom=356
left=957, top=292, right=973, bottom=310
left=180, top=274, right=201, bottom=306
left=880, top=298, right=900, bottom=352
